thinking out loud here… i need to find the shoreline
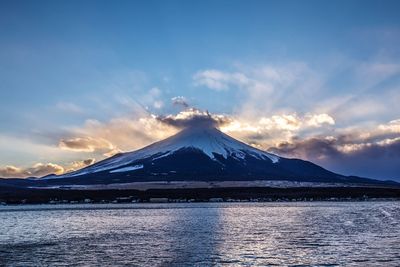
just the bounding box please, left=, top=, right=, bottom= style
left=1, top=198, right=399, bottom=207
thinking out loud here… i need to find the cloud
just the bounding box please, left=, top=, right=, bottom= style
left=156, top=108, right=232, bottom=129
left=193, top=69, right=249, bottom=91
left=29, top=163, right=65, bottom=177
left=305, top=114, right=335, bottom=127
left=57, top=113, right=178, bottom=158
left=65, top=158, right=96, bottom=173
left=153, top=100, right=164, bottom=109
left=379, top=119, right=400, bottom=133
left=274, top=137, right=400, bottom=180
left=144, top=87, right=164, bottom=109
left=113, top=86, right=165, bottom=112
left=56, top=102, right=84, bottom=114
left=0, top=163, right=64, bottom=178
left=59, top=137, right=115, bottom=153
left=0, top=166, right=28, bottom=178
left=259, top=114, right=302, bottom=131
left=268, top=136, right=341, bottom=160
left=171, top=96, right=189, bottom=108
left=269, top=134, right=400, bottom=161
left=193, top=63, right=322, bottom=118
left=0, top=158, right=96, bottom=178
left=267, top=120, right=400, bottom=180
left=268, top=119, right=400, bottom=158
left=83, top=158, right=95, bottom=165
left=220, top=112, right=335, bottom=148
left=192, top=59, right=400, bottom=128
left=0, top=158, right=98, bottom=178
left=355, top=62, right=400, bottom=88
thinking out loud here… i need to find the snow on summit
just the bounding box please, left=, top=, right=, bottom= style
left=152, top=125, right=280, bottom=162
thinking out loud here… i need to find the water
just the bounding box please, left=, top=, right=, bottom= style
left=0, top=202, right=399, bottom=266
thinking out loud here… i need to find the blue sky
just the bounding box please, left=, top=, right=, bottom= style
left=1, top=0, right=400, bottom=180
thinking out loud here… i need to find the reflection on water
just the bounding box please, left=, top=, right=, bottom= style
left=0, top=202, right=399, bottom=266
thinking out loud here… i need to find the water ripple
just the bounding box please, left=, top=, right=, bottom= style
left=0, top=202, right=399, bottom=266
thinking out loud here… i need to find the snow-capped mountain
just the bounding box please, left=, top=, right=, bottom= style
left=39, top=125, right=387, bottom=186
left=57, top=126, right=280, bottom=178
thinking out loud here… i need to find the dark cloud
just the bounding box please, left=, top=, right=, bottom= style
left=269, top=137, right=341, bottom=160
left=83, top=158, right=95, bottom=165
left=171, top=96, right=189, bottom=108
left=269, top=135, right=400, bottom=181
left=64, top=158, right=96, bottom=173
left=246, top=132, right=273, bottom=142
left=157, top=108, right=232, bottom=129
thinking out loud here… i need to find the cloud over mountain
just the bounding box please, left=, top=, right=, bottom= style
left=0, top=158, right=96, bottom=178
left=156, top=108, right=231, bottom=129
left=171, top=96, right=189, bottom=108
left=268, top=120, right=400, bottom=180
left=0, top=163, right=64, bottom=178
left=59, top=137, right=115, bottom=153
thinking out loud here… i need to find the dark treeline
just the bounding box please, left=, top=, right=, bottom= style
left=1, top=186, right=400, bottom=204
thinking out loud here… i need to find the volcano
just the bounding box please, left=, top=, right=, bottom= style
left=35, top=125, right=390, bottom=187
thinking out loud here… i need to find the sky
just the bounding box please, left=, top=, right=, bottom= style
left=0, top=0, right=400, bottom=181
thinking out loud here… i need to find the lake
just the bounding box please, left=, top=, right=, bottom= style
left=0, top=202, right=399, bottom=266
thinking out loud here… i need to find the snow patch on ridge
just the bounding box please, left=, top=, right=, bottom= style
left=109, top=164, right=143, bottom=173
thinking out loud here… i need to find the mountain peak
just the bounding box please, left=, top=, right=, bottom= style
left=143, top=125, right=280, bottom=162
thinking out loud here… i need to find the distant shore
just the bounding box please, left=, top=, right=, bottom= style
left=1, top=186, right=400, bottom=205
